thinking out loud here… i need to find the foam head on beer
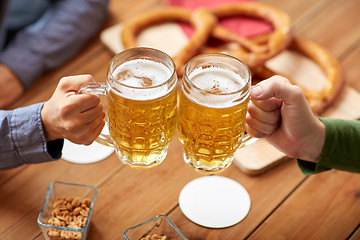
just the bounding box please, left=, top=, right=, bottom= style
left=185, top=66, right=248, bottom=108
left=112, top=58, right=173, bottom=100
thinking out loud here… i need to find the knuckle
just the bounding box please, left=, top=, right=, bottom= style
left=291, top=85, right=304, bottom=96
left=82, top=74, right=93, bottom=82
left=59, top=103, right=75, bottom=118
left=58, top=76, right=72, bottom=89
left=64, top=121, right=79, bottom=132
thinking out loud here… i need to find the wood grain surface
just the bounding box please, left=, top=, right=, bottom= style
left=1, top=0, right=360, bottom=239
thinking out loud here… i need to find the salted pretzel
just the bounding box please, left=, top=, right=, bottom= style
left=253, top=38, right=345, bottom=114
left=121, top=7, right=217, bottom=76
left=121, top=3, right=292, bottom=74
left=204, top=3, right=292, bottom=69
left=120, top=4, right=343, bottom=113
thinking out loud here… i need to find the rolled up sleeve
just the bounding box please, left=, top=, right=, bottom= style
left=297, top=118, right=360, bottom=175
left=0, top=103, right=63, bottom=170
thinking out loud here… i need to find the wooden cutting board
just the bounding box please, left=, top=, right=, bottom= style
left=100, top=23, right=360, bottom=175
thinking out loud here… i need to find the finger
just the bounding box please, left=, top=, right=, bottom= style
left=81, top=118, right=105, bottom=145
left=63, top=94, right=101, bottom=114
left=251, top=97, right=283, bottom=112
left=251, top=75, right=305, bottom=104
left=66, top=117, right=105, bottom=145
left=246, top=112, right=279, bottom=136
left=80, top=104, right=105, bottom=125
left=59, top=75, right=95, bottom=93
left=245, top=124, right=268, bottom=138
left=247, top=101, right=281, bottom=125
left=88, top=120, right=106, bottom=145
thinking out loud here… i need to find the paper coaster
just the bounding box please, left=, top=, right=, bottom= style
left=61, top=139, right=114, bottom=164
left=179, top=175, right=251, bottom=228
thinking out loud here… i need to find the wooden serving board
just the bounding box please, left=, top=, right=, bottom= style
left=100, top=23, right=360, bottom=175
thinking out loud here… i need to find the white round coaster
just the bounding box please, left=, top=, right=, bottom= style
left=179, top=175, right=251, bottom=228
left=61, top=139, right=114, bottom=164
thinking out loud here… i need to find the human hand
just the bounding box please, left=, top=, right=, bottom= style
left=246, top=76, right=325, bottom=162
left=41, top=75, right=105, bottom=145
left=0, top=64, right=25, bottom=109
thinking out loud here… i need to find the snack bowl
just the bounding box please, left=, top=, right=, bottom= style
left=37, top=181, right=97, bottom=240
left=124, top=215, right=187, bottom=240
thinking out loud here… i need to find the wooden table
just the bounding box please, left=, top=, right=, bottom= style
left=1, top=0, right=360, bottom=239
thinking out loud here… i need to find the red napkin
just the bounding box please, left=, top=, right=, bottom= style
left=167, top=0, right=272, bottom=39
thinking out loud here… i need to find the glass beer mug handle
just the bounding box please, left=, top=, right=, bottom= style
left=241, top=133, right=257, bottom=147
left=78, top=82, right=115, bottom=147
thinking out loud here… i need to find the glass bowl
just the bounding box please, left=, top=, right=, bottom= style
left=37, top=181, right=97, bottom=240
left=124, top=215, right=187, bottom=240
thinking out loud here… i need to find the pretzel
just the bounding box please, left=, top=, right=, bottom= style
left=121, top=7, right=217, bottom=76
left=119, top=4, right=343, bottom=114
left=253, top=38, right=345, bottom=114
left=204, top=3, right=292, bottom=69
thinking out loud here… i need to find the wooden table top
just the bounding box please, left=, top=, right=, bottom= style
left=1, top=0, right=360, bottom=239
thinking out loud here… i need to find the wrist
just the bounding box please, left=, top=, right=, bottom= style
left=299, top=117, right=326, bottom=162
left=41, top=101, right=61, bottom=141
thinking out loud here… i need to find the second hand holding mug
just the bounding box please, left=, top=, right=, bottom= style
left=79, top=48, right=178, bottom=169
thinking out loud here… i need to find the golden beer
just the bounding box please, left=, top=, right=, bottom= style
left=107, top=83, right=177, bottom=168
left=80, top=48, right=177, bottom=169
left=178, top=53, right=251, bottom=173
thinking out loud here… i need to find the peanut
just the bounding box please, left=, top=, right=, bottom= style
left=48, top=230, right=60, bottom=237
left=73, top=207, right=81, bottom=216
left=46, top=196, right=91, bottom=240
left=141, top=234, right=167, bottom=240
left=71, top=197, right=81, bottom=208
left=79, top=210, right=88, bottom=217
left=66, top=202, right=73, bottom=211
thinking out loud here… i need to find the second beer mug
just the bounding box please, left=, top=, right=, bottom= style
left=79, top=48, right=178, bottom=169
left=178, top=53, right=251, bottom=174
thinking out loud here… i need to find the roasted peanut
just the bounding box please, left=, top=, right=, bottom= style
left=71, top=197, right=81, bottom=207
left=53, top=199, right=64, bottom=208
left=66, top=202, right=73, bottom=211
left=141, top=234, right=167, bottom=240
left=52, top=208, right=61, bottom=216
left=79, top=210, right=88, bottom=217
left=53, top=218, right=61, bottom=226
left=73, top=207, right=81, bottom=216
left=46, top=196, right=92, bottom=240
left=84, top=198, right=91, bottom=208
left=48, top=230, right=60, bottom=237
left=57, top=215, right=66, bottom=221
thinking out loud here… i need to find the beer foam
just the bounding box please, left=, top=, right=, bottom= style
left=186, top=66, right=248, bottom=108
left=112, top=59, right=173, bottom=100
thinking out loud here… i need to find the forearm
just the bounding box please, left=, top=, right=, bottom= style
left=0, top=103, right=63, bottom=170
left=0, top=0, right=108, bottom=88
left=297, top=118, right=360, bottom=175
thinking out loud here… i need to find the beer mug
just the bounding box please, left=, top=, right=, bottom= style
left=178, top=53, right=251, bottom=174
left=79, top=48, right=178, bottom=169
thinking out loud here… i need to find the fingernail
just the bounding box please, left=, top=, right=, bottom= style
left=251, top=85, right=262, bottom=97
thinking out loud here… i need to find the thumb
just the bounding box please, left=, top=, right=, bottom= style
left=251, top=75, right=305, bottom=105
left=58, top=74, right=96, bottom=93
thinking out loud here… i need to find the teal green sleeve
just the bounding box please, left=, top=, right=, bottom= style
left=297, top=118, right=360, bottom=175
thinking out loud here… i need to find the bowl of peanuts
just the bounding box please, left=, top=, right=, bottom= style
left=124, top=215, right=187, bottom=240
left=37, top=181, right=97, bottom=240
